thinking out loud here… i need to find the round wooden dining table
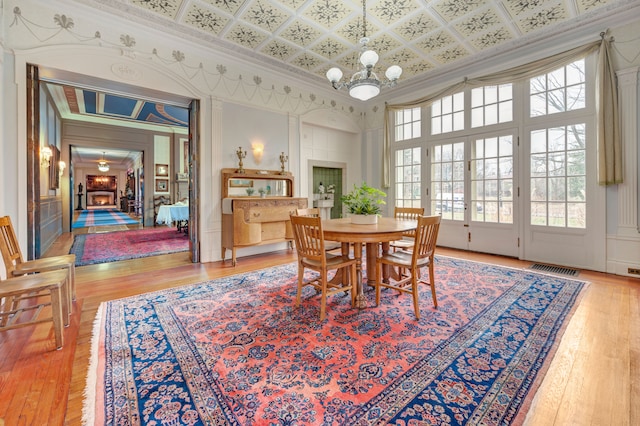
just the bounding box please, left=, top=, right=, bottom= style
left=322, top=217, right=417, bottom=308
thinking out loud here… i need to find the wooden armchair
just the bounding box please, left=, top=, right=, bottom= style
left=0, top=270, right=69, bottom=349
left=0, top=216, right=75, bottom=312
left=290, top=214, right=357, bottom=321
left=375, top=215, right=441, bottom=320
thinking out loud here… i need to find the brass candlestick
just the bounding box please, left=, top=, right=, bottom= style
left=279, top=152, right=289, bottom=175
left=236, top=146, right=247, bottom=173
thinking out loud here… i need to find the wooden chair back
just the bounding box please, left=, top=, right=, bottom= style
left=295, top=207, right=320, bottom=217
left=412, top=215, right=441, bottom=265
left=0, top=215, right=25, bottom=276
left=290, top=214, right=326, bottom=264
left=394, top=207, right=424, bottom=238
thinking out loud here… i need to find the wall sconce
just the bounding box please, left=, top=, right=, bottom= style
left=58, top=160, right=66, bottom=176
left=252, top=142, right=264, bottom=164
left=40, top=146, right=52, bottom=168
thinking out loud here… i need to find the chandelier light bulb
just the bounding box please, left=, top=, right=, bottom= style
left=326, top=67, right=343, bottom=83
left=385, top=65, right=403, bottom=81
left=360, top=50, right=378, bottom=68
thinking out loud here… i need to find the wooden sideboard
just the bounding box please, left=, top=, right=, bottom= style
left=221, top=168, right=307, bottom=266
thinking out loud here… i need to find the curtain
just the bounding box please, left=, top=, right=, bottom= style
left=383, top=38, right=621, bottom=187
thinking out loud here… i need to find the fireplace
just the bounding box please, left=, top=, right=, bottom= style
left=86, top=175, right=118, bottom=207
left=87, top=191, right=116, bottom=206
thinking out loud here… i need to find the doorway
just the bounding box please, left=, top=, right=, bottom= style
left=309, top=161, right=346, bottom=219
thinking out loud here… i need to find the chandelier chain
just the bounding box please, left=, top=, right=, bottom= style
left=362, top=0, right=367, bottom=40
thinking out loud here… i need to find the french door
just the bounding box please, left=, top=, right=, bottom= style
left=429, top=130, right=519, bottom=257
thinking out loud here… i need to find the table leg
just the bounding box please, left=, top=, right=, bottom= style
left=354, top=242, right=367, bottom=309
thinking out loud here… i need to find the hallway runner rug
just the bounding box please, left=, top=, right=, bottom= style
left=70, top=227, right=188, bottom=266
left=72, top=209, right=140, bottom=229
left=84, top=257, right=587, bottom=425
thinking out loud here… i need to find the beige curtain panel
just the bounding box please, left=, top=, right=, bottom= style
left=383, top=37, right=621, bottom=187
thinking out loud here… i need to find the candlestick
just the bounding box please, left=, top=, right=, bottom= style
left=236, top=146, right=247, bottom=173
left=279, top=152, right=288, bottom=175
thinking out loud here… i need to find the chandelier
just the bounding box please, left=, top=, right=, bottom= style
left=98, top=152, right=110, bottom=172
left=325, top=0, right=402, bottom=101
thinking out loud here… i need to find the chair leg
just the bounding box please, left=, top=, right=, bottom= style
left=319, top=273, right=328, bottom=321
left=375, top=260, right=382, bottom=307
left=350, top=264, right=357, bottom=308
left=411, top=267, right=420, bottom=320
left=50, top=285, right=64, bottom=350
left=296, top=264, right=304, bottom=307
left=429, top=261, right=437, bottom=308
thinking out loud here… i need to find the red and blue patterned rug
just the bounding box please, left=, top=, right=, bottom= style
left=84, top=257, right=586, bottom=425
left=70, top=227, right=188, bottom=266
left=72, top=209, right=140, bottom=229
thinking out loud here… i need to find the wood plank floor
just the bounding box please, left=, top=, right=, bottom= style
left=0, top=231, right=637, bottom=425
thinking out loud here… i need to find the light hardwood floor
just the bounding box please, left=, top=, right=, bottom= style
left=0, top=231, right=637, bottom=425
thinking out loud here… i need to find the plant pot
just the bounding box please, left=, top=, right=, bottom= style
left=350, top=214, right=378, bottom=225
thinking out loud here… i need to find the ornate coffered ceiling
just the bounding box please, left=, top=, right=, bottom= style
left=86, top=0, right=632, bottom=87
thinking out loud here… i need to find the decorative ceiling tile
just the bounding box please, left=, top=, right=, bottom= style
left=418, top=31, right=457, bottom=53
left=454, top=8, right=503, bottom=38
left=385, top=48, right=420, bottom=66
left=338, top=16, right=376, bottom=44
left=394, top=12, right=440, bottom=41
left=433, top=45, right=470, bottom=64
left=243, top=0, right=289, bottom=32
left=514, top=3, right=568, bottom=34
left=311, top=37, right=350, bottom=59
left=470, top=27, right=514, bottom=50
left=369, top=34, right=402, bottom=55
left=278, top=0, right=307, bottom=10
left=304, top=0, right=353, bottom=30
left=432, top=0, right=490, bottom=22
left=183, top=4, right=230, bottom=35
left=404, top=61, right=435, bottom=76
left=261, top=39, right=298, bottom=61
left=225, top=23, right=269, bottom=49
left=131, top=0, right=182, bottom=19
left=575, top=0, right=612, bottom=13
left=370, top=0, right=419, bottom=26
left=503, top=0, right=549, bottom=17
left=201, top=0, right=244, bottom=15
left=336, top=52, right=362, bottom=71
left=290, top=52, right=323, bottom=70
left=280, top=20, right=322, bottom=47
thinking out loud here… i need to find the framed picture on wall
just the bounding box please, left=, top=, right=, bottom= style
left=155, top=164, right=169, bottom=177
left=156, top=179, right=168, bottom=192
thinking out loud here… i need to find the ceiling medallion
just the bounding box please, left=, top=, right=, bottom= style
left=326, top=0, right=402, bottom=101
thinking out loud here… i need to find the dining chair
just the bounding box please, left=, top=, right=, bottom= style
left=375, top=215, right=441, bottom=320
left=153, top=195, right=170, bottom=226
left=0, top=216, right=76, bottom=311
left=389, top=206, right=424, bottom=252
left=0, top=269, right=69, bottom=349
left=290, top=214, right=357, bottom=321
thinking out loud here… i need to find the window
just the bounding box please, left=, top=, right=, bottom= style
left=431, top=142, right=465, bottom=220
left=395, top=148, right=421, bottom=208
left=530, top=59, right=586, bottom=117
left=431, top=92, right=464, bottom=135
left=471, top=84, right=513, bottom=127
left=471, top=135, right=514, bottom=223
left=395, top=107, right=421, bottom=141
left=530, top=124, right=586, bottom=228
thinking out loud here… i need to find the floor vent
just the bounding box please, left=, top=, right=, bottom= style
left=530, top=263, right=579, bottom=276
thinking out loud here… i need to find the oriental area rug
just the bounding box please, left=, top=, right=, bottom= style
left=83, top=257, right=587, bottom=425
left=72, top=209, right=140, bottom=229
left=70, top=227, right=188, bottom=266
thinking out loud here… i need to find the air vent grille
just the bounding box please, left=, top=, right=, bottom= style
left=530, top=263, right=579, bottom=276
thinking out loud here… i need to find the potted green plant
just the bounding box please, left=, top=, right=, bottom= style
left=341, top=182, right=386, bottom=224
